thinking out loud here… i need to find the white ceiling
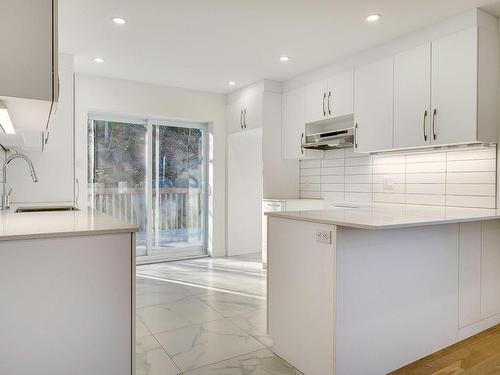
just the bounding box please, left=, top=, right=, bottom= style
left=59, top=0, right=498, bottom=94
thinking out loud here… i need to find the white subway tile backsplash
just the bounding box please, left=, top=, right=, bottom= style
left=300, top=183, right=320, bottom=192
left=345, top=165, right=372, bottom=175
left=345, top=156, right=372, bottom=166
left=322, top=158, right=344, bottom=168
left=373, top=183, right=406, bottom=194
left=406, top=194, right=446, bottom=206
left=446, top=184, right=496, bottom=197
left=299, top=145, right=496, bottom=209
left=301, top=168, right=321, bottom=176
left=372, top=163, right=406, bottom=175
left=406, top=183, right=446, bottom=195
left=446, top=172, right=496, bottom=184
left=321, top=175, right=345, bottom=184
left=346, top=184, right=373, bottom=193
left=446, top=148, right=496, bottom=161
left=447, top=159, right=496, bottom=172
left=301, top=191, right=321, bottom=199
left=301, top=159, right=321, bottom=169
left=321, top=167, right=345, bottom=175
left=406, top=152, right=446, bottom=163
left=372, top=155, right=407, bottom=165
left=346, top=174, right=373, bottom=184
left=406, top=162, right=446, bottom=174
left=322, top=183, right=345, bottom=192
left=301, top=175, right=321, bottom=184
left=373, top=193, right=406, bottom=204
left=345, top=192, right=373, bottom=202
left=405, top=173, right=446, bottom=184
left=372, top=174, right=406, bottom=184
left=445, top=195, right=496, bottom=209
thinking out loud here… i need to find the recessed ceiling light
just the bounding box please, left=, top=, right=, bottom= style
left=0, top=100, right=15, bottom=134
left=366, top=14, right=381, bottom=22
left=111, top=17, right=126, bottom=25
left=279, top=56, right=290, bottom=62
left=93, top=57, right=104, bottom=63
left=228, top=81, right=236, bottom=86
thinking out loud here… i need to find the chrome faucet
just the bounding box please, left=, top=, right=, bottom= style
left=2, top=153, right=38, bottom=210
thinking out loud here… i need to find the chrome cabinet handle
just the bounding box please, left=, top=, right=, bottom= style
left=240, top=110, right=243, bottom=129
left=300, top=132, right=304, bottom=155
left=328, top=91, right=332, bottom=116
left=432, top=108, right=437, bottom=141
left=243, top=109, right=247, bottom=128
left=422, top=110, right=428, bottom=141
left=354, top=123, right=358, bottom=149
left=322, top=92, right=326, bottom=116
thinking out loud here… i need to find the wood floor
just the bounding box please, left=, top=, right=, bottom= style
left=391, top=324, right=500, bottom=374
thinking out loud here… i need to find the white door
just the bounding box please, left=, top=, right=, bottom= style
left=431, top=28, right=478, bottom=145
left=354, top=56, right=394, bottom=153
left=327, top=69, right=354, bottom=118
left=394, top=43, right=432, bottom=148
left=227, top=129, right=263, bottom=256
left=305, top=80, right=328, bottom=123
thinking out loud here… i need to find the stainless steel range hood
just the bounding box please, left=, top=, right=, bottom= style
left=301, top=127, right=354, bottom=150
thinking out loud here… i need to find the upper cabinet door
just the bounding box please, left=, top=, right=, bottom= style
left=354, top=57, right=394, bottom=153
left=282, top=88, right=306, bottom=159
left=242, top=90, right=263, bottom=130
left=327, top=69, right=354, bottom=118
left=227, top=98, right=245, bottom=134
left=431, top=28, right=478, bottom=145
left=394, top=43, right=432, bottom=148
left=305, top=80, right=328, bottom=123
left=282, top=88, right=323, bottom=160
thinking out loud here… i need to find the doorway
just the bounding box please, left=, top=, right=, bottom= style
left=88, top=116, right=209, bottom=262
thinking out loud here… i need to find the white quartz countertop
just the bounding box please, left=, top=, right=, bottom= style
left=265, top=203, right=500, bottom=230
left=0, top=209, right=138, bottom=241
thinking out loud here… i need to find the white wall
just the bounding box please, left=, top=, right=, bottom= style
left=7, top=53, right=75, bottom=205
left=74, top=74, right=227, bottom=256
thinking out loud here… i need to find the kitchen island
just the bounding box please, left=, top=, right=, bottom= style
left=266, top=204, right=500, bottom=375
left=0, top=209, right=138, bottom=375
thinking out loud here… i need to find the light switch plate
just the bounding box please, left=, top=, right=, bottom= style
left=315, top=229, right=331, bottom=244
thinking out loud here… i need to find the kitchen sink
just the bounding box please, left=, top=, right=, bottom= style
left=15, top=206, right=79, bottom=213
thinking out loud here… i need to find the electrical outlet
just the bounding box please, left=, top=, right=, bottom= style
left=315, top=229, right=331, bottom=244
left=383, top=177, right=394, bottom=191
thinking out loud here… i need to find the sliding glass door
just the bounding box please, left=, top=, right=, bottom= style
left=88, top=116, right=208, bottom=262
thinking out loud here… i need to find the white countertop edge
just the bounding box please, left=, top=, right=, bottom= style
left=265, top=211, right=500, bottom=230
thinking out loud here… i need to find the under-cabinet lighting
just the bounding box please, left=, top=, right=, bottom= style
left=0, top=101, right=15, bottom=135
left=366, top=14, right=381, bottom=22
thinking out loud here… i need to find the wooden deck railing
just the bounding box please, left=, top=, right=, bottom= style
left=90, top=187, right=202, bottom=232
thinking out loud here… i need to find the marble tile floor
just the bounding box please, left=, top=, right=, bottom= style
left=136, top=254, right=302, bottom=375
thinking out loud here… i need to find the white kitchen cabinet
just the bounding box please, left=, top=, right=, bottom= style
left=268, top=217, right=335, bottom=375
left=354, top=56, right=394, bottom=153
left=481, top=220, right=500, bottom=319
left=305, top=80, right=328, bottom=123
left=0, top=0, right=58, bottom=133
left=392, top=27, right=497, bottom=150
left=282, top=87, right=323, bottom=160
left=394, top=43, right=432, bottom=148
left=227, top=87, right=262, bottom=133
left=327, top=70, right=354, bottom=118
left=430, top=28, right=478, bottom=145
left=304, top=70, right=354, bottom=124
